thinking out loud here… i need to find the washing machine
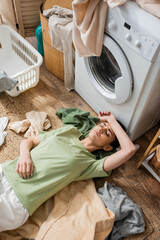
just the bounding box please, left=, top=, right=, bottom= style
left=75, top=1, right=160, bottom=141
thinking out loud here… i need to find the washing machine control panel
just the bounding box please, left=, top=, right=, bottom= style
left=105, top=4, right=160, bottom=62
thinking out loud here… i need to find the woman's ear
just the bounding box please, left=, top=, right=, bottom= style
left=103, top=145, right=113, bottom=151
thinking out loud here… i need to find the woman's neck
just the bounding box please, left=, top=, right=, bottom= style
left=80, top=137, right=101, bottom=152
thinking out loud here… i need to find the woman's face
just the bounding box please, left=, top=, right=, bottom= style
left=89, top=122, right=115, bottom=148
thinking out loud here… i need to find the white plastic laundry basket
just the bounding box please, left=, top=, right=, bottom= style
left=0, top=24, right=43, bottom=97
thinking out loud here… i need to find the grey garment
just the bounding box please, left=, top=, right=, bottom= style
left=98, top=182, right=145, bottom=239
left=0, top=69, right=18, bottom=93
left=106, top=226, right=121, bottom=240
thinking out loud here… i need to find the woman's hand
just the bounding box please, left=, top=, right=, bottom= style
left=98, top=111, right=117, bottom=125
left=16, top=136, right=40, bottom=179
left=16, top=156, right=34, bottom=179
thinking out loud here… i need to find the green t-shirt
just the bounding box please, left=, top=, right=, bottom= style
left=2, top=126, right=111, bottom=215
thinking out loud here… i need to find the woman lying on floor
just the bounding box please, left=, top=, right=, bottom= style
left=0, top=111, right=136, bottom=232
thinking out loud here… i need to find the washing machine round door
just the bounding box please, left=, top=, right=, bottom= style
left=84, top=34, right=133, bottom=104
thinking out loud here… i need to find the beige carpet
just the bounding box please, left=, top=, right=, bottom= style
left=0, top=81, right=62, bottom=163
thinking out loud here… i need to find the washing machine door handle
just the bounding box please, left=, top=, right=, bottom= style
left=115, top=77, right=132, bottom=104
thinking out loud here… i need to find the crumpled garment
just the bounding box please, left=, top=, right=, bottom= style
left=8, top=119, right=31, bottom=134
left=108, top=0, right=160, bottom=18
left=8, top=111, right=51, bottom=138
left=43, top=5, right=74, bottom=91
left=72, top=0, right=108, bottom=57
left=0, top=70, right=18, bottom=93
left=24, top=111, right=51, bottom=138
left=0, top=117, right=8, bottom=146
left=56, top=107, right=99, bottom=138
left=106, top=0, right=127, bottom=8
left=98, top=182, right=145, bottom=239
left=136, top=0, right=160, bottom=18
left=72, top=0, right=126, bottom=57
left=36, top=180, right=115, bottom=240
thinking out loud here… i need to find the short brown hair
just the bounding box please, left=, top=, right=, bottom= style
left=111, top=121, right=126, bottom=148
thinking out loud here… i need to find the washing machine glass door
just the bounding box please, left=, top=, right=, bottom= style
left=84, top=34, right=133, bottom=104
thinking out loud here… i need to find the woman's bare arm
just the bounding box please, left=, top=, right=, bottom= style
left=16, top=136, right=40, bottom=178
left=99, top=111, right=136, bottom=171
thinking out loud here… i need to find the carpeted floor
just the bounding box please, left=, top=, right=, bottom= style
left=0, top=80, right=62, bottom=163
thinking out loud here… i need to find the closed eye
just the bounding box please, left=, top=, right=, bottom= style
left=108, top=128, right=112, bottom=135
left=105, top=131, right=109, bottom=137
left=105, top=128, right=112, bottom=137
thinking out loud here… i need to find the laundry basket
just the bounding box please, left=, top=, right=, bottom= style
left=0, top=24, right=43, bottom=97
left=40, top=0, right=72, bottom=81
